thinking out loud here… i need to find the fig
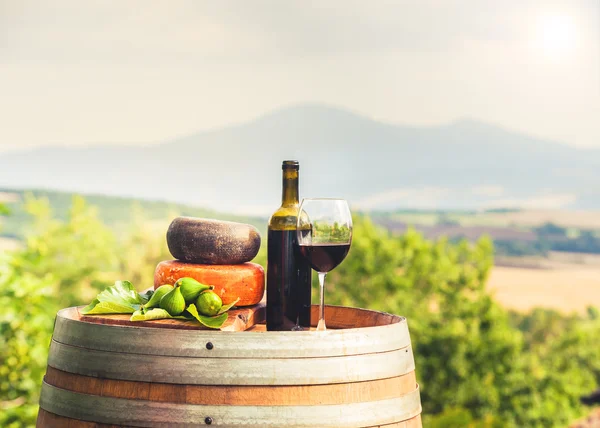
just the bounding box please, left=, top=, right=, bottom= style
left=144, top=284, right=174, bottom=309
left=176, top=277, right=213, bottom=303
left=195, top=291, right=223, bottom=317
left=159, top=285, right=186, bottom=316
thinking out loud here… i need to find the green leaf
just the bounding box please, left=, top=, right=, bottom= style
left=81, top=298, right=100, bottom=314
left=81, top=280, right=144, bottom=314
left=131, top=307, right=194, bottom=322
left=218, top=297, right=240, bottom=315
left=81, top=301, right=139, bottom=315
left=97, top=280, right=143, bottom=305
left=186, top=304, right=228, bottom=329
left=130, top=308, right=173, bottom=321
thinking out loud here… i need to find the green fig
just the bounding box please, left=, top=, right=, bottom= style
left=159, top=285, right=186, bottom=316
left=144, top=284, right=174, bottom=309
left=175, top=277, right=213, bottom=304
left=195, top=290, right=223, bottom=317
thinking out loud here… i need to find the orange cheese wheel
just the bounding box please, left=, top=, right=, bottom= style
left=154, top=260, right=264, bottom=307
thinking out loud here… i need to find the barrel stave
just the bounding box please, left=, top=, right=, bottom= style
left=38, top=305, right=422, bottom=428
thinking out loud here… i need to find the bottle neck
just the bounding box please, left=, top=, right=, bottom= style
left=281, top=168, right=299, bottom=207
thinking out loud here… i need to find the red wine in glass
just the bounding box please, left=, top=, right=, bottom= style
left=296, top=198, right=353, bottom=331
left=298, top=244, right=350, bottom=273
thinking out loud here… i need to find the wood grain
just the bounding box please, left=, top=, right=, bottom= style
left=78, top=302, right=265, bottom=332
left=37, top=408, right=129, bottom=428
left=54, top=306, right=410, bottom=359
left=376, top=415, right=423, bottom=427
left=40, top=381, right=421, bottom=428
left=44, top=366, right=417, bottom=406
left=47, top=339, right=414, bottom=385
left=37, top=409, right=422, bottom=428
left=246, top=305, right=399, bottom=331
left=38, top=304, right=422, bottom=427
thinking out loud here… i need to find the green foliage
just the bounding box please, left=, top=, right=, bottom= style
left=1, top=198, right=599, bottom=427
left=426, top=407, right=501, bottom=427
left=325, top=216, right=599, bottom=427
left=0, top=188, right=265, bottom=240
left=535, top=222, right=567, bottom=236
left=0, top=196, right=142, bottom=426
left=312, top=220, right=351, bottom=243
left=493, top=239, right=550, bottom=257
left=0, top=263, right=57, bottom=427
left=12, top=195, right=118, bottom=307
left=114, top=204, right=173, bottom=289
left=0, top=202, right=9, bottom=216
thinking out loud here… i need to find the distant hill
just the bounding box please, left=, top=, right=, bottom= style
left=3, top=188, right=600, bottom=258
left=1, top=104, right=598, bottom=213
left=0, top=189, right=265, bottom=240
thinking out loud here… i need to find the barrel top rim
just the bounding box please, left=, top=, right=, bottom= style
left=57, top=305, right=406, bottom=335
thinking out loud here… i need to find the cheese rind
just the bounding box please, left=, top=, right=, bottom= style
left=166, top=217, right=261, bottom=265
left=154, top=260, right=265, bottom=307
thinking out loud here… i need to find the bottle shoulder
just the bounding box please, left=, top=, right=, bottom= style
left=268, top=205, right=300, bottom=230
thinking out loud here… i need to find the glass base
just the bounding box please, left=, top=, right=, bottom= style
left=316, top=318, right=327, bottom=331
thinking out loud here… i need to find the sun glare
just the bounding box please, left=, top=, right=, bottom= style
left=536, top=14, right=578, bottom=59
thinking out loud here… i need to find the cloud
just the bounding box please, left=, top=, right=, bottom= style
left=0, top=0, right=597, bottom=150
left=0, top=0, right=551, bottom=64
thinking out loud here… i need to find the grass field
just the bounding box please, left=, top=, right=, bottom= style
left=488, top=256, right=600, bottom=313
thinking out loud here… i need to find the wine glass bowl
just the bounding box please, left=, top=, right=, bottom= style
left=296, top=198, right=352, bottom=331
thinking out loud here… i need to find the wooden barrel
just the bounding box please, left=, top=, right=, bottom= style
left=37, top=305, right=422, bottom=427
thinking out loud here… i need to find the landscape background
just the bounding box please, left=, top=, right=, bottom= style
left=1, top=0, right=599, bottom=427
left=2, top=104, right=600, bottom=214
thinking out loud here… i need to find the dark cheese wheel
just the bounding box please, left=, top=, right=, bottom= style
left=166, top=217, right=261, bottom=265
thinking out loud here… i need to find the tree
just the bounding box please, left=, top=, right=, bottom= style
left=325, top=216, right=599, bottom=427
left=2, top=198, right=599, bottom=427
left=0, top=202, right=9, bottom=216
left=0, top=195, right=117, bottom=427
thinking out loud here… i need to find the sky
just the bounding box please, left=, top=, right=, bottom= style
left=0, top=0, right=599, bottom=152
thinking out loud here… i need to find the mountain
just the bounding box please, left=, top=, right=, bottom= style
left=1, top=104, right=599, bottom=214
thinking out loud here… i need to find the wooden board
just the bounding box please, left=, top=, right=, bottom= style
left=78, top=301, right=265, bottom=332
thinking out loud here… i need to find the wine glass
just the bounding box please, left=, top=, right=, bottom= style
left=296, top=198, right=352, bottom=331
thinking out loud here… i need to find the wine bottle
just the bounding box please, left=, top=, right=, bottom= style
left=266, top=160, right=312, bottom=331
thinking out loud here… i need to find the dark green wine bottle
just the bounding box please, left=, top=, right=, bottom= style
left=266, top=161, right=312, bottom=331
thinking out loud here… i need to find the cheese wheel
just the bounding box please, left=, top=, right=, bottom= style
left=166, top=217, right=261, bottom=265
left=154, top=260, right=264, bottom=307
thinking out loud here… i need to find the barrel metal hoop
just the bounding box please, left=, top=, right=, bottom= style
left=53, top=307, right=411, bottom=358
left=47, top=339, right=416, bottom=385
left=39, top=381, right=422, bottom=428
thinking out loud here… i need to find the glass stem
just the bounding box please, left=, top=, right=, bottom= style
left=318, top=272, right=327, bottom=330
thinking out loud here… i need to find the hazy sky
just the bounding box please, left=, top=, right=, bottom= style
left=1, top=0, right=599, bottom=152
